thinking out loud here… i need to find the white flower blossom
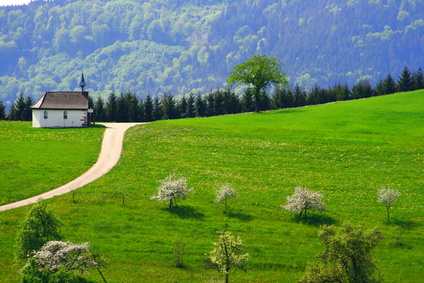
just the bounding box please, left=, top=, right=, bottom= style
left=29, top=241, right=98, bottom=274
left=209, top=231, right=249, bottom=282
left=282, top=186, right=326, bottom=218
left=215, top=184, right=237, bottom=213
left=377, top=187, right=400, bottom=221
left=150, top=174, right=194, bottom=209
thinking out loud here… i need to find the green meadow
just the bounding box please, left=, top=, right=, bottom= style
left=0, top=91, right=423, bottom=282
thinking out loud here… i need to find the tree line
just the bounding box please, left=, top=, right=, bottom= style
left=1, top=66, right=423, bottom=123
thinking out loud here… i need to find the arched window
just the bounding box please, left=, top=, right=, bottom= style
left=64, top=111, right=68, bottom=119
left=44, top=111, right=48, bottom=119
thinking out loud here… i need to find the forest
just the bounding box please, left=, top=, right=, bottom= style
left=0, top=0, right=423, bottom=108
left=3, top=66, right=423, bottom=122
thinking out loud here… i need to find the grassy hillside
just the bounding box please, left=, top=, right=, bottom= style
left=0, top=123, right=104, bottom=205
left=0, top=91, right=423, bottom=282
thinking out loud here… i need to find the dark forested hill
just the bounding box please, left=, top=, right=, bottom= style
left=1, top=0, right=423, bottom=105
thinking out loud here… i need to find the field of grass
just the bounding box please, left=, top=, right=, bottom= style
left=0, top=122, right=104, bottom=205
left=0, top=91, right=423, bottom=282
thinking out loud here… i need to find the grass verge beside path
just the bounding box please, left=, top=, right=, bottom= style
left=0, top=122, right=104, bottom=205
left=0, top=91, right=423, bottom=282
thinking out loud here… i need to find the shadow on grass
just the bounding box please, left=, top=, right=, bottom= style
left=391, top=219, right=420, bottom=230
left=227, top=210, right=254, bottom=222
left=292, top=213, right=337, bottom=227
left=165, top=205, right=204, bottom=219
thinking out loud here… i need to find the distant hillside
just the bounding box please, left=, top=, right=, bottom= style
left=0, top=0, right=423, bottom=104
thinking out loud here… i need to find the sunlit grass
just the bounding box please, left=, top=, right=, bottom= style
left=0, top=122, right=104, bottom=204
left=0, top=91, right=423, bottom=282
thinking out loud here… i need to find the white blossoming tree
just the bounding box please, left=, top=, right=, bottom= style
left=150, top=174, right=194, bottom=209
left=208, top=230, right=249, bottom=283
left=216, top=184, right=237, bottom=214
left=21, top=240, right=107, bottom=282
left=282, top=186, right=326, bottom=218
left=377, top=187, right=400, bottom=222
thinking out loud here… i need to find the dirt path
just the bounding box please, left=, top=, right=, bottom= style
left=0, top=122, right=143, bottom=212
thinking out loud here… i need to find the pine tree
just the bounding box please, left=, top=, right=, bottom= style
left=384, top=73, right=397, bottom=94
left=412, top=67, right=424, bottom=90
left=144, top=94, right=153, bottom=122
left=397, top=66, right=413, bottom=92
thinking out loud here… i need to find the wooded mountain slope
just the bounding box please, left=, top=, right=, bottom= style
left=0, top=0, right=423, bottom=104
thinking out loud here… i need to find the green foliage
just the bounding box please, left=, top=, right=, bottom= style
left=300, top=222, right=383, bottom=283
left=0, top=91, right=423, bottom=281
left=208, top=230, right=249, bottom=283
left=1, top=0, right=424, bottom=102
left=227, top=53, right=288, bottom=112
left=15, top=201, right=62, bottom=261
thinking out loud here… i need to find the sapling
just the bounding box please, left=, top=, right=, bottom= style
left=208, top=230, right=249, bottom=283
left=216, top=184, right=237, bottom=214
left=377, top=187, right=400, bottom=222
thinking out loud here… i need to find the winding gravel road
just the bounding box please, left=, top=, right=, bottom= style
left=0, top=122, right=142, bottom=212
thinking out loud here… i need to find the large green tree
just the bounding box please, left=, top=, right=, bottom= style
left=227, top=54, right=288, bottom=112
left=300, top=221, right=383, bottom=283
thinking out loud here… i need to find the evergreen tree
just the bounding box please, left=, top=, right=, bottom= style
left=206, top=92, right=215, bottom=117
left=412, top=67, right=424, bottom=90
left=384, top=73, right=397, bottom=94
left=213, top=90, right=224, bottom=115
left=331, top=83, right=351, bottom=101
left=0, top=101, right=6, bottom=120
left=94, top=96, right=105, bottom=122
left=397, top=66, right=413, bottom=92
left=23, top=96, right=33, bottom=121
left=195, top=94, right=206, bottom=117
left=144, top=94, right=153, bottom=122
left=152, top=96, right=162, bottom=121
left=7, top=93, right=27, bottom=120
left=292, top=84, right=307, bottom=107
left=106, top=92, right=118, bottom=122
left=351, top=80, right=373, bottom=99
left=161, top=93, right=177, bottom=120
left=241, top=89, right=254, bottom=112
left=179, top=95, right=188, bottom=118
left=186, top=93, right=195, bottom=118
left=374, top=78, right=386, bottom=96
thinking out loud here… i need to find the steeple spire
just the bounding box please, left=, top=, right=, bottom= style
left=79, top=72, right=86, bottom=91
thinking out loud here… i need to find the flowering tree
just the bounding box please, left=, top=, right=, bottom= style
left=208, top=230, right=249, bottom=283
left=21, top=241, right=107, bottom=282
left=150, top=174, right=194, bottom=209
left=377, top=187, right=400, bottom=222
left=216, top=184, right=237, bottom=214
left=282, top=186, right=326, bottom=218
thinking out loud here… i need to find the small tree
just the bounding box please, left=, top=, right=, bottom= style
left=21, top=240, right=107, bottom=283
left=150, top=174, right=194, bottom=209
left=172, top=237, right=186, bottom=268
left=208, top=230, right=249, bottom=283
left=15, top=201, right=62, bottom=261
left=282, top=186, right=326, bottom=218
left=377, top=187, right=400, bottom=222
left=216, top=184, right=237, bottom=214
left=300, top=221, right=383, bottom=283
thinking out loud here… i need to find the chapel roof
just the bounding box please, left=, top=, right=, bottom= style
left=31, top=91, right=89, bottom=110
